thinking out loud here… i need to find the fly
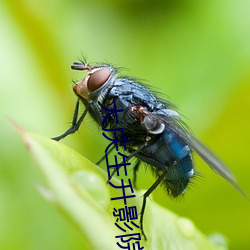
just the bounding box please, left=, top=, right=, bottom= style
left=52, top=60, right=246, bottom=239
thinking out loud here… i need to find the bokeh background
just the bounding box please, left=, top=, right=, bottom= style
left=1, top=0, right=250, bottom=249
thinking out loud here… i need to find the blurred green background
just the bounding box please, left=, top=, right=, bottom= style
left=1, top=0, right=250, bottom=249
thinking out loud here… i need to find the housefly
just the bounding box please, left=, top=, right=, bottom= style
left=52, top=60, right=246, bottom=239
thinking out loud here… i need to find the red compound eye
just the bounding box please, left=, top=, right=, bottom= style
left=87, top=68, right=111, bottom=92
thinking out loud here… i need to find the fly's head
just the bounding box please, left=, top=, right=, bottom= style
left=72, top=61, right=116, bottom=102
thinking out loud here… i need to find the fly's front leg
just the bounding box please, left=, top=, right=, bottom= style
left=88, top=100, right=107, bottom=126
left=52, top=99, right=89, bottom=141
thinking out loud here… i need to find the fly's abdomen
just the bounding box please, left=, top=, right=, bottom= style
left=164, top=129, right=194, bottom=196
left=138, top=128, right=194, bottom=197
left=164, top=153, right=193, bottom=197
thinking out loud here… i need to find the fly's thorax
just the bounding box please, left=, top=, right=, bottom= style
left=140, top=108, right=181, bottom=135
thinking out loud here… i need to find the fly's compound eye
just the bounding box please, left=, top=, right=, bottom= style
left=87, top=68, right=111, bottom=92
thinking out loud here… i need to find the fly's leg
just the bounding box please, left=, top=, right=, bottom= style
left=140, top=171, right=167, bottom=240
left=88, top=100, right=107, bottom=125
left=52, top=100, right=89, bottom=141
left=96, top=145, right=115, bottom=165
left=52, top=98, right=106, bottom=141
left=107, top=143, right=147, bottom=184
left=133, top=160, right=141, bottom=188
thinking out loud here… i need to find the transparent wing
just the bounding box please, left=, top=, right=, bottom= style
left=169, top=121, right=247, bottom=198
left=148, top=110, right=247, bottom=198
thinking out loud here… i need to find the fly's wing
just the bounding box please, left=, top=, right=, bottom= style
left=182, top=131, right=247, bottom=197
left=172, top=123, right=247, bottom=198
left=151, top=110, right=247, bottom=198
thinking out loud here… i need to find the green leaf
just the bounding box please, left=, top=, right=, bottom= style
left=19, top=127, right=227, bottom=250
